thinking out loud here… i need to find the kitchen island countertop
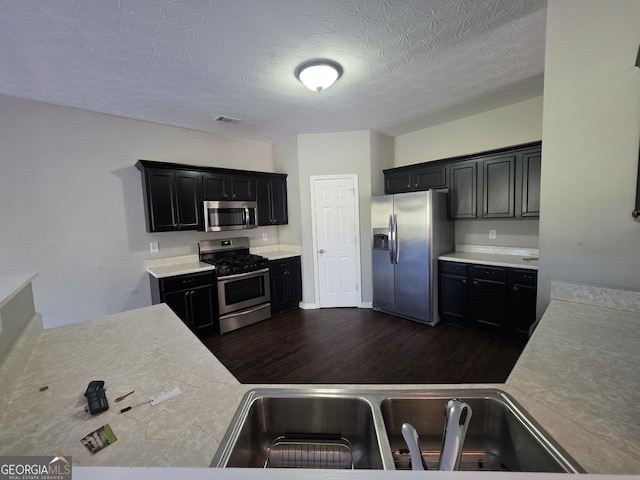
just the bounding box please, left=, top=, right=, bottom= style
left=0, top=279, right=638, bottom=477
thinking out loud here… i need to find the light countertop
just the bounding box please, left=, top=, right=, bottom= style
left=144, top=244, right=301, bottom=278
left=439, top=244, right=539, bottom=270
left=1, top=277, right=638, bottom=477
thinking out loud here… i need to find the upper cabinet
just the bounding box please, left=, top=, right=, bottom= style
left=256, top=174, right=288, bottom=225
left=385, top=164, right=446, bottom=194
left=202, top=172, right=256, bottom=201
left=136, top=163, right=202, bottom=232
left=136, top=160, right=287, bottom=232
left=383, top=142, right=541, bottom=221
left=520, top=148, right=542, bottom=217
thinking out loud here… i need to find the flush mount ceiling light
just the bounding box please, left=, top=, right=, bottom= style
left=295, top=59, right=343, bottom=92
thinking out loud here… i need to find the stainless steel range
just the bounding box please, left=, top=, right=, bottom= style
left=199, top=237, right=271, bottom=334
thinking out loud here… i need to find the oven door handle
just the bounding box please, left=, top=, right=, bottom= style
left=217, top=267, right=269, bottom=281
left=219, top=303, right=269, bottom=320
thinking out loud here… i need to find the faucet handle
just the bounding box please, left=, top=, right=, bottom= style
left=401, top=423, right=428, bottom=470
left=438, top=398, right=473, bottom=471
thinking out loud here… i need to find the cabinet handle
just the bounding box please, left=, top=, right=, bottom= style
left=633, top=210, right=640, bottom=219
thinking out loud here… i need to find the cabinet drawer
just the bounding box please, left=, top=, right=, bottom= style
left=509, top=269, right=537, bottom=286
left=471, top=265, right=506, bottom=282
left=269, top=256, right=300, bottom=271
left=161, top=271, right=215, bottom=292
left=439, top=261, right=468, bottom=275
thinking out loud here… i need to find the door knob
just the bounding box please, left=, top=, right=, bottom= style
left=319, top=249, right=325, bottom=254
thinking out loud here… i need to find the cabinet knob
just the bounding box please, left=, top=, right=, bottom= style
left=513, top=286, right=519, bottom=292
left=462, top=279, right=467, bottom=284
left=473, top=280, right=478, bottom=286
left=633, top=210, right=640, bottom=219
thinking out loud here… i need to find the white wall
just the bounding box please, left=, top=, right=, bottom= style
left=537, top=0, right=640, bottom=313
left=0, top=95, right=275, bottom=328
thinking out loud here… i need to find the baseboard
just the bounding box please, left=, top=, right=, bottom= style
left=298, top=302, right=318, bottom=310
left=359, top=302, right=373, bottom=309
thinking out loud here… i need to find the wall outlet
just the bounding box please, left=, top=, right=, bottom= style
left=262, top=233, right=268, bottom=241
left=150, top=241, right=159, bottom=253
left=489, top=229, right=497, bottom=239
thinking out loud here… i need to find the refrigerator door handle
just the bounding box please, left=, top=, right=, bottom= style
left=388, top=214, right=395, bottom=264
left=394, top=213, right=399, bottom=263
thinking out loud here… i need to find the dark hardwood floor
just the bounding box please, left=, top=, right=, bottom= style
left=200, top=308, right=524, bottom=384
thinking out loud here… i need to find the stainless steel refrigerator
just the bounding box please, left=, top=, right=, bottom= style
left=371, top=190, right=453, bottom=325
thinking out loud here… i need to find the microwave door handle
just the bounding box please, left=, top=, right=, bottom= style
left=244, top=206, right=250, bottom=228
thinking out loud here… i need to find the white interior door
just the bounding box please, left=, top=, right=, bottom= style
left=311, top=175, right=360, bottom=308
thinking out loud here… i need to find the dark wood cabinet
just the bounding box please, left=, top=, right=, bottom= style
left=468, top=265, right=507, bottom=335
left=137, top=165, right=202, bottom=232
left=481, top=155, right=516, bottom=218
left=150, top=271, right=218, bottom=335
left=256, top=174, right=288, bottom=225
left=269, top=256, right=301, bottom=314
left=137, top=160, right=289, bottom=233
left=438, top=260, right=537, bottom=343
left=520, top=149, right=542, bottom=217
left=384, top=164, right=446, bottom=194
left=383, top=141, right=541, bottom=221
left=438, top=262, right=468, bottom=327
left=448, top=161, right=478, bottom=219
left=507, top=269, right=538, bottom=342
left=202, top=172, right=256, bottom=201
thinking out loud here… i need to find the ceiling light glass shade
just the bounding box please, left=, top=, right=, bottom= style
left=295, top=60, right=343, bottom=92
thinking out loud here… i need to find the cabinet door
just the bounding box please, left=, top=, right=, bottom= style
left=229, top=175, right=256, bottom=201
left=469, top=266, right=507, bottom=335
left=507, top=269, right=537, bottom=342
left=202, top=173, right=230, bottom=200
left=269, top=267, right=288, bottom=314
left=448, top=161, right=477, bottom=219
left=163, top=290, right=190, bottom=327
left=146, top=169, right=177, bottom=231
left=482, top=155, right=515, bottom=218
left=189, top=285, right=218, bottom=333
left=285, top=258, right=302, bottom=305
left=256, top=176, right=288, bottom=225
left=385, top=171, right=413, bottom=194
left=413, top=165, right=447, bottom=190
left=270, top=176, right=288, bottom=224
left=439, top=274, right=468, bottom=326
left=256, top=177, right=273, bottom=226
left=521, top=151, right=541, bottom=217
left=174, top=171, right=201, bottom=229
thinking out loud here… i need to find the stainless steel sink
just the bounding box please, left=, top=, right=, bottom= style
left=380, top=389, right=584, bottom=472
left=211, top=389, right=387, bottom=469
left=211, top=388, right=584, bottom=472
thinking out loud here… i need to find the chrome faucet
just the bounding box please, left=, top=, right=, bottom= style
left=402, top=398, right=473, bottom=471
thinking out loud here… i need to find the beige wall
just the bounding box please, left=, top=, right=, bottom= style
left=394, top=97, right=543, bottom=249
left=537, top=0, right=640, bottom=314
left=394, top=97, right=543, bottom=167
left=283, top=130, right=393, bottom=307
left=0, top=95, right=274, bottom=328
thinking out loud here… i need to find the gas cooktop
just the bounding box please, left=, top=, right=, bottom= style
left=198, top=238, right=268, bottom=277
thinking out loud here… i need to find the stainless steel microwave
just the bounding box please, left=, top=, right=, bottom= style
left=203, top=201, right=257, bottom=232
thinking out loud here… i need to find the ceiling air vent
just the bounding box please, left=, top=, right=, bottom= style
left=214, top=115, right=243, bottom=125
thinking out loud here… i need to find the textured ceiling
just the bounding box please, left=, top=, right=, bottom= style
left=0, top=0, right=546, bottom=143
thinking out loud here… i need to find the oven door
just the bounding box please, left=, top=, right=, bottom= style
left=217, top=268, right=270, bottom=315
left=204, top=201, right=257, bottom=232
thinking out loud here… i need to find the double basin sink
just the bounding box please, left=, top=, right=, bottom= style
left=211, top=388, right=584, bottom=472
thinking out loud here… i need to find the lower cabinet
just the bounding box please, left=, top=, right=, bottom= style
left=150, top=271, right=218, bottom=335
left=438, top=260, right=537, bottom=343
left=269, top=256, right=302, bottom=314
